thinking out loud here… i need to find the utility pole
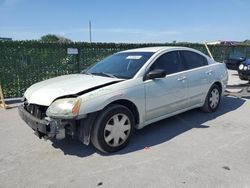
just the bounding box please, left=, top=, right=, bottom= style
left=89, top=20, right=92, bottom=43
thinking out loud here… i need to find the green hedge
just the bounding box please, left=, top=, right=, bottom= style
left=1, top=40, right=250, bottom=98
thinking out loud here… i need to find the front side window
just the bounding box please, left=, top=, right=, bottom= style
left=150, top=51, right=185, bottom=75
left=180, top=51, right=208, bottom=69
left=86, top=52, right=154, bottom=79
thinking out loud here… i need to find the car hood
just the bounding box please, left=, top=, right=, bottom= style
left=24, top=74, right=123, bottom=106
left=242, top=59, right=250, bottom=65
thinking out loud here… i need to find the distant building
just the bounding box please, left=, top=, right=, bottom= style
left=207, top=40, right=242, bottom=45
left=0, top=37, right=12, bottom=41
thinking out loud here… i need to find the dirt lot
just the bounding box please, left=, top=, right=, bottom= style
left=0, top=70, right=250, bottom=188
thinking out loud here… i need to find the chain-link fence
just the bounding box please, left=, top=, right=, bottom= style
left=1, top=41, right=250, bottom=98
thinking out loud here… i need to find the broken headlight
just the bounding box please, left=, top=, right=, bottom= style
left=46, top=98, right=81, bottom=119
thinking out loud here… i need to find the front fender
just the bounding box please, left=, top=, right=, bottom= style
left=78, top=80, right=146, bottom=125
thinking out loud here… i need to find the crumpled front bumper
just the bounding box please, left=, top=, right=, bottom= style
left=18, top=105, right=65, bottom=139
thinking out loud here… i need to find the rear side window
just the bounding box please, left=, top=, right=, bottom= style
left=150, top=51, right=185, bottom=75
left=181, top=51, right=208, bottom=69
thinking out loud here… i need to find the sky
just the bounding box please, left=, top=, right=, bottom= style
left=0, top=0, right=249, bottom=43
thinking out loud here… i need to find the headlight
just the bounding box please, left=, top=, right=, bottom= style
left=244, top=66, right=248, bottom=71
left=239, top=64, right=244, bottom=70
left=46, top=98, right=81, bottom=119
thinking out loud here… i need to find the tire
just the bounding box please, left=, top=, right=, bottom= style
left=201, top=84, right=221, bottom=113
left=91, top=104, right=135, bottom=153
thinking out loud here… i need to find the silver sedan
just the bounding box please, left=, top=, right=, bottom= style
left=19, top=47, right=228, bottom=153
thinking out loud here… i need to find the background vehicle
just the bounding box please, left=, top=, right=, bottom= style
left=224, top=50, right=246, bottom=70
left=238, top=59, right=250, bottom=81
left=224, top=49, right=250, bottom=81
left=19, top=47, right=228, bottom=153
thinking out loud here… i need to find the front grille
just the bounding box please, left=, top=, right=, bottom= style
left=24, top=102, right=48, bottom=120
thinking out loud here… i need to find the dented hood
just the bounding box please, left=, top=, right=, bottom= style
left=24, top=74, right=122, bottom=106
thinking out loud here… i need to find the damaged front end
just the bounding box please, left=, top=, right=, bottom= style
left=18, top=75, right=123, bottom=145
left=18, top=101, right=97, bottom=145
left=18, top=103, right=68, bottom=140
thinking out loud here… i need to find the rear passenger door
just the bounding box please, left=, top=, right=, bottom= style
left=180, top=50, right=213, bottom=107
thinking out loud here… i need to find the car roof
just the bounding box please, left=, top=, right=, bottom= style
left=121, top=46, right=194, bottom=53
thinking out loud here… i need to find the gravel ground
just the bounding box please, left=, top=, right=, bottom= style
left=0, top=70, right=250, bottom=188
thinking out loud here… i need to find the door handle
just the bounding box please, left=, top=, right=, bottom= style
left=177, top=76, right=187, bottom=81
left=206, top=70, right=213, bottom=75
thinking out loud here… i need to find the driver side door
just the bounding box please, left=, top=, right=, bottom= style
left=144, top=51, right=188, bottom=122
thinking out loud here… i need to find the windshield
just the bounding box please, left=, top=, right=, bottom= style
left=85, top=52, right=154, bottom=79
left=228, top=50, right=246, bottom=60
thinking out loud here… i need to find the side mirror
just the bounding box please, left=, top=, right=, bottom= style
left=239, top=57, right=247, bottom=61
left=147, top=69, right=166, bottom=79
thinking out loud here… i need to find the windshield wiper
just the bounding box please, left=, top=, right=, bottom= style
left=92, top=72, right=117, bottom=78
left=81, top=71, right=92, bottom=75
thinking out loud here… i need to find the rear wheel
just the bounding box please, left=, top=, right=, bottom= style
left=201, top=84, right=221, bottom=113
left=91, top=104, right=135, bottom=153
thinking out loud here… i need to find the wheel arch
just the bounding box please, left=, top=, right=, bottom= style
left=212, top=81, right=222, bottom=93
left=107, top=99, right=140, bottom=126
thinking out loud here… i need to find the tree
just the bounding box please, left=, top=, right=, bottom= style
left=243, top=40, right=250, bottom=45
left=40, top=34, right=72, bottom=43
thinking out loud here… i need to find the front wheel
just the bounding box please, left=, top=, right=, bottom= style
left=201, top=84, right=221, bottom=113
left=91, top=104, right=135, bottom=153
